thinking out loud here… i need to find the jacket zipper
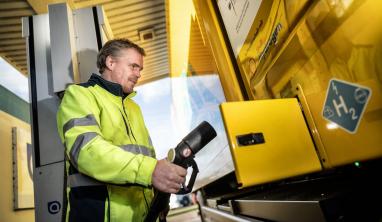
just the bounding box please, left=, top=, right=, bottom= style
left=121, top=99, right=149, bottom=216
left=118, top=109, right=130, bottom=136
left=121, top=99, right=137, bottom=142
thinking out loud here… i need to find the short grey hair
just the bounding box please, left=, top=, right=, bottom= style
left=96, top=39, right=146, bottom=74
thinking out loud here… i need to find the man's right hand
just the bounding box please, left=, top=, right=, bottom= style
left=152, top=159, right=187, bottom=193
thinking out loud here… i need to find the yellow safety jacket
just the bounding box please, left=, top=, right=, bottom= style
left=57, top=74, right=157, bottom=222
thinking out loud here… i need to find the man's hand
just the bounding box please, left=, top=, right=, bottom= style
left=152, top=159, right=187, bottom=193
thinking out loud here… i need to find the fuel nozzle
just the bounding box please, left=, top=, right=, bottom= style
left=167, top=121, right=217, bottom=165
left=145, top=121, right=217, bottom=222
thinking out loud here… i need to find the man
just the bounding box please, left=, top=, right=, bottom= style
left=57, top=39, right=187, bottom=222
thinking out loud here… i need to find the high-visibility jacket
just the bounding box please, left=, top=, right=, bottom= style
left=57, top=74, right=157, bottom=222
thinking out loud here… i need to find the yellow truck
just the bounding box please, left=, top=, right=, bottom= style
left=193, top=0, right=382, bottom=221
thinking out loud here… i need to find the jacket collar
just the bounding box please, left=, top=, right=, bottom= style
left=88, top=73, right=136, bottom=99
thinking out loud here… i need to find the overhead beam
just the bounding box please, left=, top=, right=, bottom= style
left=0, top=38, right=25, bottom=45
left=124, top=23, right=166, bottom=39
left=144, top=57, right=169, bottom=68
left=0, top=32, right=23, bottom=40
left=137, top=36, right=167, bottom=49
left=115, top=29, right=165, bottom=39
left=0, top=1, right=30, bottom=10
left=113, top=17, right=166, bottom=35
left=0, top=25, right=22, bottom=33
left=0, top=44, right=25, bottom=51
left=111, top=11, right=165, bottom=30
left=139, top=42, right=167, bottom=54
left=103, top=0, right=162, bottom=11
left=122, top=29, right=166, bottom=43
left=0, top=9, right=34, bottom=17
left=0, top=18, right=22, bottom=26
left=15, top=61, right=27, bottom=66
left=104, top=0, right=163, bottom=18
left=143, top=49, right=168, bottom=61
left=107, top=4, right=164, bottom=22
left=0, top=50, right=26, bottom=56
left=73, top=0, right=113, bottom=9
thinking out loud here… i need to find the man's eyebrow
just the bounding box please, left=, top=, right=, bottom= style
left=131, top=63, right=143, bottom=71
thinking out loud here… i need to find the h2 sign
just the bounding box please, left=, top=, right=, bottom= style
left=322, top=79, right=372, bottom=134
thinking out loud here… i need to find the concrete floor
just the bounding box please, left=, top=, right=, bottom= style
left=167, top=205, right=202, bottom=222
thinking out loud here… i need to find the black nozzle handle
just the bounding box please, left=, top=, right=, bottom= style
left=176, top=158, right=199, bottom=194
left=145, top=121, right=217, bottom=222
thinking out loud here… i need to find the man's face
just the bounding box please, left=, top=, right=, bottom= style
left=107, top=48, right=143, bottom=94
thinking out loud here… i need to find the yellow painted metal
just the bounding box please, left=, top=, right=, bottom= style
left=220, top=98, right=322, bottom=188
left=295, top=84, right=330, bottom=169
left=239, top=0, right=288, bottom=99
left=263, top=0, right=382, bottom=167
left=167, top=0, right=196, bottom=77
left=234, top=0, right=311, bottom=99
left=0, top=110, right=34, bottom=221
left=193, top=0, right=245, bottom=101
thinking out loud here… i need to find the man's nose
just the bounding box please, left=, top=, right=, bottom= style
left=136, top=70, right=141, bottom=78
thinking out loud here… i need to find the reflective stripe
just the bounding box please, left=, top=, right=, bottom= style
left=68, top=173, right=104, bottom=187
left=120, top=144, right=155, bottom=158
left=63, top=114, right=98, bottom=134
left=148, top=136, right=153, bottom=147
left=69, top=132, right=98, bottom=168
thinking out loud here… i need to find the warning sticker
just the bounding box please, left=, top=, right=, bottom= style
left=322, top=78, right=372, bottom=134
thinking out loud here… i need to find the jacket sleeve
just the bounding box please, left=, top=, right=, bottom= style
left=57, top=85, right=157, bottom=186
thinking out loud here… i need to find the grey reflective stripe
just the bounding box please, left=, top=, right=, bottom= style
left=148, top=136, right=153, bottom=147
left=63, top=114, right=98, bottom=134
left=69, top=132, right=98, bottom=168
left=120, top=144, right=155, bottom=157
left=68, top=173, right=104, bottom=187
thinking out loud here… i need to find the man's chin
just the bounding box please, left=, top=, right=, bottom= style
left=123, top=86, right=134, bottom=94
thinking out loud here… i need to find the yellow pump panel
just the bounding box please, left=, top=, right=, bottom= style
left=220, top=98, right=322, bottom=188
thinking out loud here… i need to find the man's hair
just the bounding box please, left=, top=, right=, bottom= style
left=97, top=38, right=146, bottom=74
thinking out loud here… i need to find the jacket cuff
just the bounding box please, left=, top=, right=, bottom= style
left=136, top=156, right=157, bottom=186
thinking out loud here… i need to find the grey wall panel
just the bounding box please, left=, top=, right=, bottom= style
left=34, top=162, right=65, bottom=222
left=37, top=97, right=63, bottom=165
left=49, top=3, right=79, bottom=92
left=73, top=7, right=100, bottom=82
left=33, top=14, right=51, bottom=100
left=32, top=14, right=64, bottom=166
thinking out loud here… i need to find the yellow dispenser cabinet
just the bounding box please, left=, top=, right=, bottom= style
left=220, top=98, right=322, bottom=188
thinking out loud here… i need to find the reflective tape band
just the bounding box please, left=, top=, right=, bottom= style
left=120, top=144, right=155, bottom=158
left=148, top=136, right=153, bottom=147
left=69, top=132, right=98, bottom=168
left=68, top=173, right=104, bottom=187
left=63, top=114, right=98, bottom=134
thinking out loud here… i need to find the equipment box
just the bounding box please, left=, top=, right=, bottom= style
left=220, top=98, right=322, bottom=188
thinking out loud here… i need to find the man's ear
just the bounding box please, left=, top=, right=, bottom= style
left=105, top=55, right=114, bottom=71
